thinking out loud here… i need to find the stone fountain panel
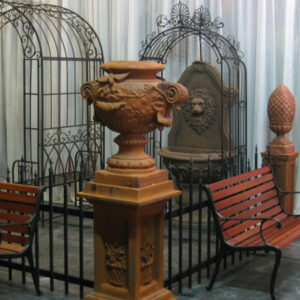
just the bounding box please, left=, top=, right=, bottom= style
left=168, top=61, right=233, bottom=154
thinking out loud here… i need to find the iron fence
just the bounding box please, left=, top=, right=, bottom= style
left=1, top=146, right=278, bottom=298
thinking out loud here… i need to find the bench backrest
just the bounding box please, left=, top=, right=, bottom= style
left=206, top=166, right=284, bottom=245
left=0, top=182, right=44, bottom=251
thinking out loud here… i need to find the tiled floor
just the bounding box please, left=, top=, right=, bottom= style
left=1, top=240, right=300, bottom=299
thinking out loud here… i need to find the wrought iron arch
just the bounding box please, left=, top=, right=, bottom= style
left=139, top=1, right=247, bottom=175
left=0, top=0, right=105, bottom=185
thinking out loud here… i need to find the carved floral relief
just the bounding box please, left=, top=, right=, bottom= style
left=141, top=218, right=156, bottom=285
left=104, top=240, right=128, bottom=287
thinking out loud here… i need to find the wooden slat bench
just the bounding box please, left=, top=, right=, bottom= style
left=204, top=166, right=300, bottom=300
left=0, top=182, right=45, bottom=295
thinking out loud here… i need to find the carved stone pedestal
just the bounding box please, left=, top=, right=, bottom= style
left=79, top=169, right=178, bottom=300
left=78, top=61, right=188, bottom=300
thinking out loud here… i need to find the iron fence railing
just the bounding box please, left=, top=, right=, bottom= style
left=2, top=146, right=278, bottom=298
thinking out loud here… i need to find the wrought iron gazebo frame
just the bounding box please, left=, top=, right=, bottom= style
left=140, top=2, right=247, bottom=176
left=0, top=0, right=105, bottom=185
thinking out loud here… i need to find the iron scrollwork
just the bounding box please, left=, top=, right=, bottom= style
left=0, top=1, right=102, bottom=59
left=139, top=1, right=243, bottom=61
left=0, top=4, right=41, bottom=58
left=156, top=2, right=224, bottom=31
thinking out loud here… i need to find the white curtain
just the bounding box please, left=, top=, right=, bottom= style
left=1, top=0, right=300, bottom=209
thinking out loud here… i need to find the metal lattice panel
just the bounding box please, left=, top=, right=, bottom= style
left=0, top=0, right=105, bottom=185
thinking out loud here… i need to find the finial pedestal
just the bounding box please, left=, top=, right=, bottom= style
left=262, top=84, right=298, bottom=213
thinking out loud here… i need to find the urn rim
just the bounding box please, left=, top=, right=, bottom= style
left=100, top=60, right=165, bottom=74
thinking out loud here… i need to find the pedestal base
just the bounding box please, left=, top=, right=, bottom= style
left=78, top=169, right=179, bottom=300
left=262, top=151, right=299, bottom=213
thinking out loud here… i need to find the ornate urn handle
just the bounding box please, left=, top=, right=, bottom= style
left=153, top=81, right=188, bottom=127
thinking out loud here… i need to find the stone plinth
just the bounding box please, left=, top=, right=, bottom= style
left=262, top=151, right=298, bottom=213
left=79, top=170, right=178, bottom=300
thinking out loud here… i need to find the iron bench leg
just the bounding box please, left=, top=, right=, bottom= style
left=270, top=249, right=281, bottom=300
left=27, top=251, right=41, bottom=296
left=206, top=246, right=226, bottom=291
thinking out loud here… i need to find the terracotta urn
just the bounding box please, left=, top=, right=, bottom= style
left=267, top=84, right=295, bottom=153
left=81, top=61, right=188, bottom=173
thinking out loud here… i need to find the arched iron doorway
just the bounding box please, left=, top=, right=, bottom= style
left=0, top=0, right=105, bottom=185
left=140, top=2, right=247, bottom=177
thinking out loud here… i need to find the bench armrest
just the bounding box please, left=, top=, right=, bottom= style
left=219, top=215, right=282, bottom=228
left=218, top=215, right=282, bottom=247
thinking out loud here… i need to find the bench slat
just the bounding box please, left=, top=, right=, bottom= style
left=227, top=212, right=287, bottom=245
left=209, top=166, right=271, bottom=192
left=0, top=182, right=39, bottom=194
left=0, top=222, right=29, bottom=234
left=215, top=183, right=276, bottom=211
left=260, top=217, right=300, bottom=246
left=1, top=232, right=28, bottom=245
left=0, top=192, right=37, bottom=204
left=0, top=212, right=31, bottom=223
left=212, top=173, right=274, bottom=201
left=222, top=198, right=279, bottom=225
left=0, top=242, right=24, bottom=254
left=223, top=206, right=282, bottom=240
left=0, top=202, right=35, bottom=214
left=235, top=216, right=300, bottom=248
left=220, top=190, right=278, bottom=217
left=275, top=222, right=300, bottom=249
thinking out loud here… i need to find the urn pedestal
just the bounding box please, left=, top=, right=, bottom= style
left=78, top=61, right=188, bottom=300
left=80, top=169, right=179, bottom=300
left=261, top=84, right=299, bottom=214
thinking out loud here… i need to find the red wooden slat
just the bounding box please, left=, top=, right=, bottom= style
left=237, top=216, right=300, bottom=248
left=0, top=182, right=39, bottom=194
left=223, top=206, right=282, bottom=239
left=209, top=166, right=271, bottom=192
left=1, top=232, right=28, bottom=245
left=222, top=198, right=279, bottom=223
left=261, top=217, right=300, bottom=244
left=0, top=201, right=35, bottom=213
left=227, top=212, right=287, bottom=245
left=212, top=173, right=274, bottom=201
left=275, top=222, right=300, bottom=249
left=0, top=192, right=37, bottom=204
left=0, top=212, right=30, bottom=223
left=0, top=243, right=24, bottom=253
left=220, top=190, right=278, bottom=217
left=215, top=183, right=276, bottom=211
left=0, top=222, right=29, bottom=234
